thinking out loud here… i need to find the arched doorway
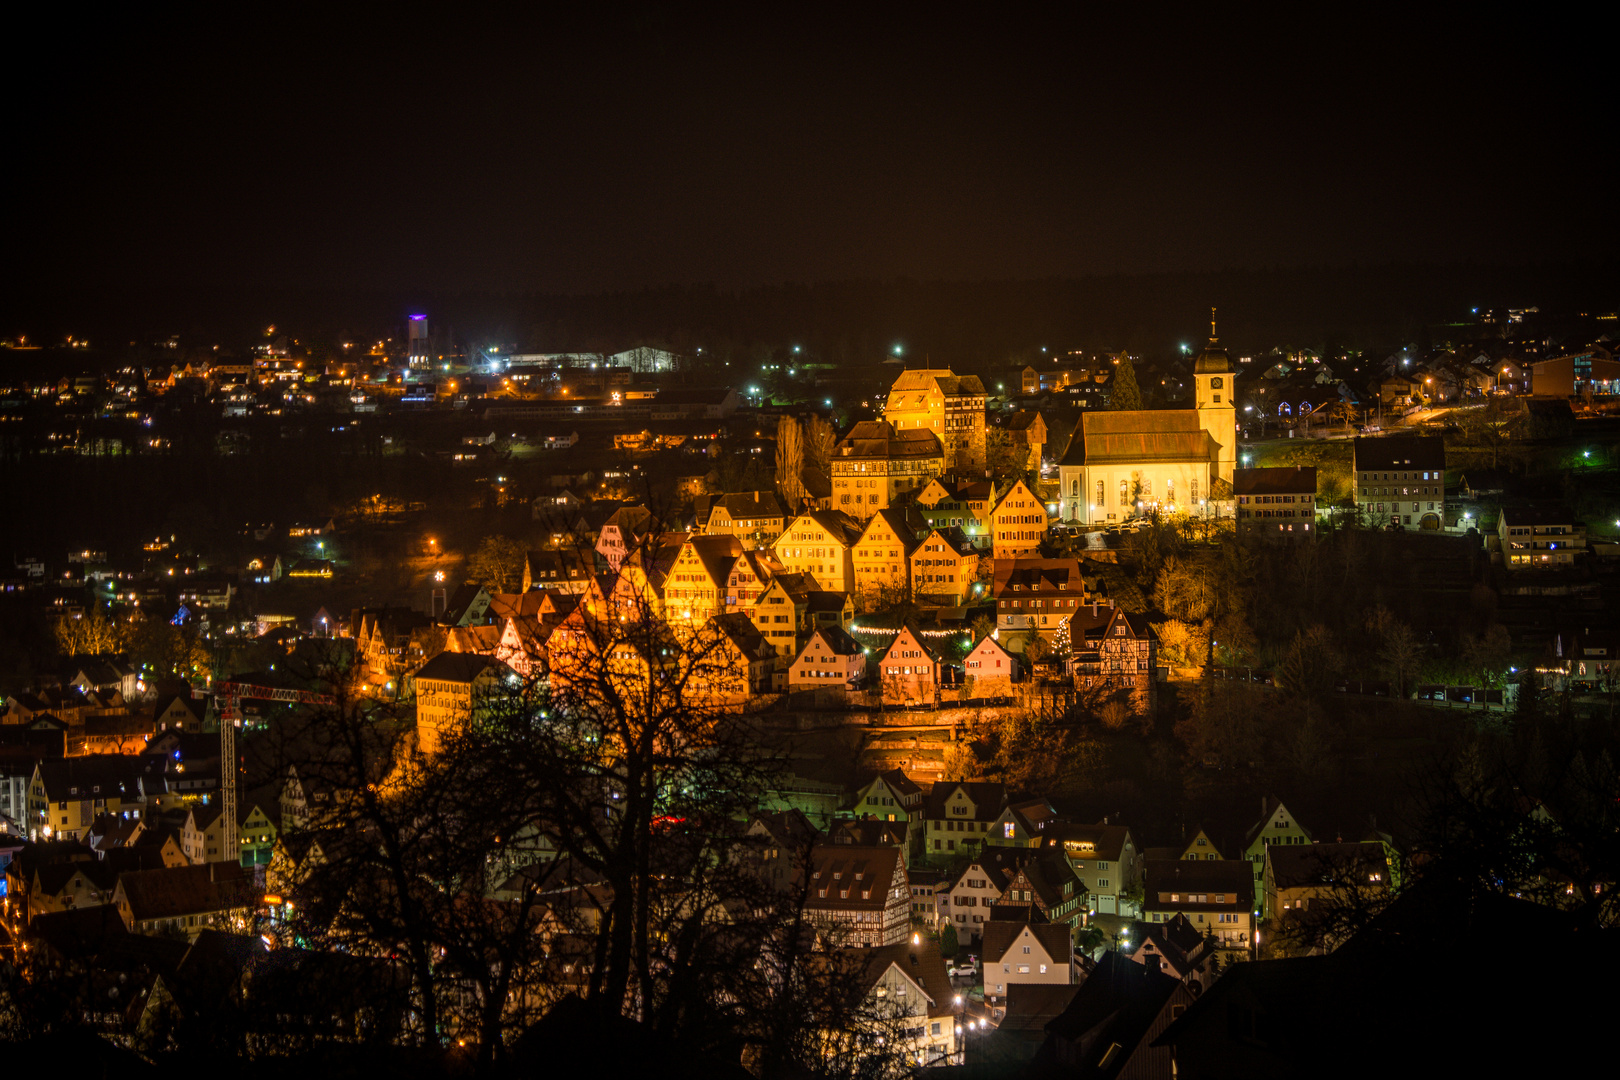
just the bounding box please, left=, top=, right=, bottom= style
left=1420, top=513, right=1441, bottom=530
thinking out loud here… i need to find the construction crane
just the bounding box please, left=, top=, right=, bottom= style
left=214, top=681, right=337, bottom=860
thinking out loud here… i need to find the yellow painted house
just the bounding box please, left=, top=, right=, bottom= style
left=909, top=526, right=980, bottom=606
left=663, top=534, right=746, bottom=627
left=774, top=510, right=864, bottom=594
left=750, top=571, right=820, bottom=656
left=852, top=507, right=925, bottom=610
left=990, top=479, right=1047, bottom=560
left=704, top=490, right=787, bottom=550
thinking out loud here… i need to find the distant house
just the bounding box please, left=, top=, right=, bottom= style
left=992, top=558, right=1087, bottom=640
left=704, top=490, right=787, bottom=550
left=1141, top=859, right=1255, bottom=951
left=982, top=919, right=1075, bottom=1006
left=1069, top=601, right=1158, bottom=705
left=1242, top=797, right=1314, bottom=893
left=1263, top=840, right=1391, bottom=926
left=1498, top=503, right=1587, bottom=569
left=829, top=420, right=946, bottom=514
left=750, top=572, right=818, bottom=656
left=985, top=797, right=1060, bottom=850
left=650, top=386, right=738, bottom=419
left=1006, top=410, right=1047, bottom=470
left=841, top=939, right=957, bottom=1065
left=990, top=479, right=1047, bottom=560
left=962, top=635, right=1019, bottom=698
left=521, top=547, right=593, bottom=593
left=775, top=509, right=864, bottom=594
left=411, top=653, right=513, bottom=758
left=922, top=781, right=1007, bottom=864
left=914, top=476, right=995, bottom=544
left=877, top=623, right=946, bottom=707
left=1045, top=821, right=1140, bottom=917
left=788, top=626, right=867, bottom=691
left=1353, top=434, right=1445, bottom=531
left=596, top=505, right=657, bottom=572
left=909, top=526, right=979, bottom=606
left=804, top=844, right=909, bottom=947
left=852, top=507, right=926, bottom=609
left=1233, top=466, right=1318, bottom=536
left=112, top=861, right=258, bottom=939
left=1125, top=911, right=1217, bottom=989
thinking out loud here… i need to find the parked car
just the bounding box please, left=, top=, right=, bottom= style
left=949, top=958, right=978, bottom=978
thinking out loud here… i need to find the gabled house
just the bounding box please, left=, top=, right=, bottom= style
left=750, top=571, right=819, bottom=656
left=877, top=623, right=947, bottom=707
left=595, top=505, right=658, bottom=571
left=1070, top=602, right=1158, bottom=702
left=113, top=861, right=258, bottom=940
left=842, top=939, right=958, bottom=1066
left=704, top=490, right=787, bottom=550
left=909, top=526, right=979, bottom=606
left=849, top=768, right=927, bottom=825
left=1045, top=822, right=1140, bottom=916
left=851, top=507, right=926, bottom=610
left=788, top=626, right=867, bottom=691
left=922, top=780, right=1007, bottom=863
left=744, top=808, right=818, bottom=892
left=915, top=476, right=995, bottom=544
left=982, top=919, right=1075, bottom=1006
left=1006, top=410, right=1047, bottom=471
left=999, top=848, right=1089, bottom=929
left=938, top=847, right=1027, bottom=942
left=663, top=534, right=746, bottom=627
left=1125, top=911, right=1217, bottom=990
left=986, top=798, right=1061, bottom=850
left=829, top=420, right=947, bottom=514
left=1243, top=797, right=1313, bottom=892
left=990, top=479, right=1047, bottom=559
left=961, top=634, right=1019, bottom=699
left=774, top=509, right=864, bottom=594
left=1141, top=859, right=1255, bottom=951
left=693, top=614, right=776, bottom=705
left=804, top=844, right=910, bottom=947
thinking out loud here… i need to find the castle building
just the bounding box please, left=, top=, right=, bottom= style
left=1056, top=313, right=1237, bottom=524
left=882, top=368, right=988, bottom=472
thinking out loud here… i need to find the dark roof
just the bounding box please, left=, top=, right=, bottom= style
left=982, top=919, right=1073, bottom=967
left=1142, top=860, right=1255, bottom=911
left=412, top=651, right=511, bottom=684
left=1352, top=434, right=1445, bottom=472
left=1267, top=841, right=1388, bottom=890
left=805, top=845, right=903, bottom=913
left=115, top=862, right=258, bottom=922
left=925, top=781, right=1007, bottom=822
left=712, top=490, right=785, bottom=519
left=854, top=938, right=955, bottom=1018
left=1499, top=503, right=1579, bottom=528
left=1060, top=410, right=1214, bottom=468
left=1233, top=466, right=1318, bottom=496
left=835, top=420, right=944, bottom=461
left=805, top=625, right=863, bottom=657
left=1043, top=822, right=1133, bottom=862
left=1038, top=951, right=1185, bottom=1077
left=654, top=386, right=735, bottom=405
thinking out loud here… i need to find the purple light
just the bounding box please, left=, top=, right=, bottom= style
left=409, top=314, right=427, bottom=321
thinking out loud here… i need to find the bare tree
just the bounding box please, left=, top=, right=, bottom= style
left=775, top=417, right=806, bottom=507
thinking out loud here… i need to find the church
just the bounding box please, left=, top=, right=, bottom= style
left=1056, top=317, right=1237, bottom=524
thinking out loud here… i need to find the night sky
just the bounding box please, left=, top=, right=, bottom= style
left=9, top=7, right=1616, bottom=303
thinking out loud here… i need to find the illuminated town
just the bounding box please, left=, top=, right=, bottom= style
left=1, top=9, right=1615, bottom=1078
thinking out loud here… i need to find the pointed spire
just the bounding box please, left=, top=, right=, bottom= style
left=1210, top=306, right=1218, bottom=344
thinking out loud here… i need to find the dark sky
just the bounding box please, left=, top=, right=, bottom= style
left=9, top=6, right=1615, bottom=300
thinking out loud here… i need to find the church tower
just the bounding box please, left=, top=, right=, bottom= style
left=1193, top=308, right=1237, bottom=488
